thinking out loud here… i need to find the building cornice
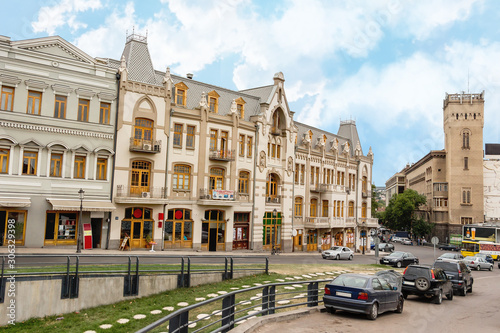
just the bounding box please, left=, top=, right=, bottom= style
left=0, top=120, right=113, bottom=140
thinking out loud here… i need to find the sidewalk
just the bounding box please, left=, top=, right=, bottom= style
left=0, top=247, right=377, bottom=256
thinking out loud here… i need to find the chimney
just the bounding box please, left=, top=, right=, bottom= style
left=186, top=73, right=193, bottom=79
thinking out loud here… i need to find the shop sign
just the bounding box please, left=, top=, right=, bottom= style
left=83, top=223, right=92, bottom=249
left=212, top=190, right=234, bottom=200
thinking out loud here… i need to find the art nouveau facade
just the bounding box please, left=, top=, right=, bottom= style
left=0, top=35, right=117, bottom=248
left=0, top=33, right=375, bottom=252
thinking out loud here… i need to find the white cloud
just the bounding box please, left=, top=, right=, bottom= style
left=32, top=0, right=103, bottom=35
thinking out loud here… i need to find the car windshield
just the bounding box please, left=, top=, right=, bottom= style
left=387, top=251, right=404, bottom=258
left=440, top=253, right=455, bottom=258
left=331, top=275, right=368, bottom=288
left=433, top=261, right=456, bottom=271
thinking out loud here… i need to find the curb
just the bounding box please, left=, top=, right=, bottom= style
left=229, top=306, right=321, bottom=333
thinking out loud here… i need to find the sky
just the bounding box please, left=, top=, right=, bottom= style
left=1, top=0, right=500, bottom=186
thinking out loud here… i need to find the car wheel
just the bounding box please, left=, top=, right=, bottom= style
left=367, top=303, right=378, bottom=320
left=489, top=265, right=493, bottom=271
left=396, top=261, right=402, bottom=268
left=415, top=259, right=419, bottom=264
left=348, top=255, right=353, bottom=260
left=433, top=290, right=443, bottom=304
left=415, top=277, right=430, bottom=291
left=326, top=307, right=336, bottom=314
left=402, top=292, right=408, bottom=299
left=461, top=283, right=467, bottom=297
left=476, top=265, right=481, bottom=271
left=468, top=283, right=473, bottom=293
left=395, top=297, right=404, bottom=313
left=447, top=289, right=453, bottom=300
left=336, top=254, right=340, bottom=260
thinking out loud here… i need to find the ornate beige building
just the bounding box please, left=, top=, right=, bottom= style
left=385, top=92, right=485, bottom=240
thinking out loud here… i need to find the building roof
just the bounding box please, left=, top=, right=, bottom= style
left=121, top=35, right=158, bottom=85
left=240, top=85, right=275, bottom=104
left=294, top=121, right=354, bottom=156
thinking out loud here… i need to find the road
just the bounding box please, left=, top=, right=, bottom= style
left=252, top=244, right=500, bottom=333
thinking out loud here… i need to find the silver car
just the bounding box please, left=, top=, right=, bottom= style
left=463, top=256, right=493, bottom=271
left=436, top=252, right=464, bottom=262
left=322, top=246, right=354, bottom=260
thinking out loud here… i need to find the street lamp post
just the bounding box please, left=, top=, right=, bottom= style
left=362, top=221, right=366, bottom=255
left=76, top=188, right=85, bottom=253
left=272, top=209, right=277, bottom=254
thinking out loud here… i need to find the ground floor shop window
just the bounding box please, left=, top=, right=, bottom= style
left=121, top=207, right=154, bottom=249
left=334, top=232, right=343, bottom=246
left=307, top=230, right=317, bottom=251
left=321, top=232, right=331, bottom=251
left=45, top=211, right=77, bottom=245
left=202, top=210, right=226, bottom=251
left=164, top=208, right=193, bottom=249
left=0, top=210, right=27, bottom=246
left=262, top=211, right=282, bottom=250
left=233, top=212, right=250, bottom=250
left=346, top=229, right=354, bottom=248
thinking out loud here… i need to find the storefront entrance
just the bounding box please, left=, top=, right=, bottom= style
left=91, top=218, right=102, bottom=248
left=307, top=230, right=317, bottom=252
left=262, top=211, right=282, bottom=251
left=0, top=209, right=26, bottom=246
left=346, top=229, right=355, bottom=248
left=45, top=211, right=77, bottom=246
left=293, top=229, right=303, bottom=251
left=321, top=232, right=331, bottom=251
left=164, top=208, right=193, bottom=249
left=233, top=212, right=250, bottom=250
left=121, top=207, right=154, bottom=249
left=334, top=232, right=343, bottom=247
left=202, top=210, right=226, bottom=251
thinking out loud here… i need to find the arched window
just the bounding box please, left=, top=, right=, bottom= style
left=131, top=161, right=151, bottom=196
left=295, top=197, right=303, bottom=217
left=239, top=171, right=250, bottom=194
left=173, top=164, right=191, bottom=190
left=462, top=130, right=470, bottom=149
left=272, top=110, right=280, bottom=133
left=210, top=167, right=225, bottom=195
left=266, top=173, right=278, bottom=198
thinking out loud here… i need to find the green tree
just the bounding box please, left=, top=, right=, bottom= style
left=371, top=184, right=380, bottom=216
left=412, top=218, right=435, bottom=237
left=383, top=189, right=427, bottom=232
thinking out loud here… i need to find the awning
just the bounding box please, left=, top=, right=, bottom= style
left=0, top=197, right=31, bottom=208
left=47, top=199, right=116, bottom=212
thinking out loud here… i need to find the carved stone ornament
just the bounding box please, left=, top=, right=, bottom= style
left=287, top=156, right=293, bottom=176
left=317, top=137, right=326, bottom=149
left=367, top=146, right=374, bottom=160
left=355, top=141, right=362, bottom=157
left=302, top=133, right=311, bottom=145
left=118, top=55, right=128, bottom=81
left=343, top=142, right=350, bottom=155
left=230, top=99, right=237, bottom=113
left=330, top=138, right=338, bottom=154
left=259, top=150, right=267, bottom=172
left=199, top=92, right=208, bottom=108
left=163, top=67, right=174, bottom=92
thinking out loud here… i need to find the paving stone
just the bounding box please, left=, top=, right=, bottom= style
left=99, top=324, right=112, bottom=329
left=117, top=318, right=129, bottom=324
left=177, top=302, right=189, bottom=307
left=133, top=314, right=146, bottom=319
left=150, top=310, right=162, bottom=315
left=195, top=297, right=206, bottom=301
left=162, top=306, right=174, bottom=311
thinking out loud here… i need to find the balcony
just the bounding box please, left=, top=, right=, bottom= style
left=358, top=218, right=379, bottom=228
left=304, top=217, right=331, bottom=229
left=129, top=138, right=161, bottom=153
left=198, top=189, right=238, bottom=206
left=114, top=185, right=168, bottom=204
left=361, top=191, right=371, bottom=198
left=265, top=195, right=281, bottom=204
left=209, top=149, right=235, bottom=161
left=270, top=128, right=286, bottom=136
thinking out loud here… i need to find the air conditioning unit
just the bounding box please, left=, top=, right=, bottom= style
left=206, top=194, right=211, bottom=199
left=141, top=192, right=151, bottom=198
left=272, top=197, right=280, bottom=203
left=143, top=143, right=152, bottom=150
left=266, top=197, right=271, bottom=203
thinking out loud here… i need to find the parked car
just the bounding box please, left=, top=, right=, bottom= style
left=462, top=256, right=493, bottom=271
left=379, top=251, right=419, bottom=268
left=436, top=252, right=464, bottom=262
left=322, top=246, right=354, bottom=260
left=401, top=238, right=413, bottom=245
left=438, top=243, right=461, bottom=251
left=323, top=272, right=404, bottom=320
left=402, top=264, right=454, bottom=304
left=474, top=253, right=494, bottom=265
left=392, top=236, right=403, bottom=243
left=432, top=260, right=473, bottom=296
left=378, top=243, right=395, bottom=252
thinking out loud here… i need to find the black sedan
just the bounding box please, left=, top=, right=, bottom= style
left=379, top=251, right=419, bottom=268
left=323, top=272, right=404, bottom=320
left=438, top=244, right=461, bottom=251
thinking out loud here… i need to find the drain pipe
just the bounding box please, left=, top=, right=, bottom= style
left=250, top=124, right=259, bottom=250
left=106, top=72, right=121, bottom=249
left=161, top=108, right=174, bottom=251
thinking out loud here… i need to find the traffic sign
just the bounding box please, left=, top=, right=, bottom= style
left=431, top=236, right=439, bottom=245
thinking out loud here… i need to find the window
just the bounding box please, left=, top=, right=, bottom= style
left=220, top=131, right=228, bottom=153
left=1, top=86, right=14, bottom=111
left=295, top=197, right=303, bottom=217
left=131, top=161, right=151, bottom=195
left=22, top=151, right=38, bottom=175
left=295, top=163, right=299, bottom=184
left=348, top=201, right=354, bottom=217
left=239, top=171, right=250, bottom=194
left=45, top=212, right=78, bottom=244
left=300, top=165, right=305, bottom=184
left=464, top=157, right=468, bottom=170
left=96, top=157, right=107, bottom=180
left=272, top=111, right=280, bottom=133
left=173, top=164, right=191, bottom=190
left=50, top=153, right=63, bottom=177
left=462, top=131, right=470, bottom=149
left=310, top=198, right=317, bottom=217
left=362, top=176, right=367, bottom=193
left=74, top=155, right=86, bottom=179
left=271, top=143, right=276, bottom=158
left=210, top=167, right=225, bottom=194
left=433, top=198, right=448, bottom=207
left=462, top=188, right=471, bottom=204
left=173, top=123, right=183, bottom=147
left=277, top=144, right=281, bottom=159
left=362, top=202, right=367, bottom=218
left=176, top=88, right=186, bottom=106
left=209, top=97, right=218, bottom=113
left=433, top=183, right=448, bottom=192
left=210, top=129, right=218, bottom=151
left=54, top=95, right=67, bottom=119
left=461, top=217, right=473, bottom=225
left=27, top=91, right=42, bottom=115
left=78, top=99, right=90, bottom=121
left=99, top=102, right=110, bottom=124
left=237, top=103, right=244, bottom=118
left=239, top=135, right=245, bottom=156
left=316, top=167, right=320, bottom=185
left=0, top=148, right=9, bottom=174
left=266, top=173, right=278, bottom=198
left=322, top=200, right=328, bottom=217
left=247, top=136, right=253, bottom=157
left=186, top=125, right=195, bottom=149
left=164, top=209, right=193, bottom=247
left=134, top=118, right=153, bottom=145
left=311, top=166, right=315, bottom=185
